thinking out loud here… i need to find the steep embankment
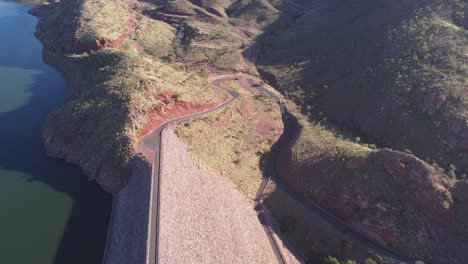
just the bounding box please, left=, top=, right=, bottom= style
left=159, top=128, right=285, bottom=264
left=276, top=105, right=468, bottom=263
left=244, top=0, right=468, bottom=262
left=33, top=0, right=234, bottom=192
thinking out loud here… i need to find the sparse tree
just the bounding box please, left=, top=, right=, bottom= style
left=448, top=164, right=457, bottom=179
left=363, top=258, right=377, bottom=264
left=323, top=256, right=340, bottom=264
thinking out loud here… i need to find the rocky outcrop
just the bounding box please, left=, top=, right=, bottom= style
left=32, top=0, right=224, bottom=192
left=33, top=1, right=81, bottom=53
left=277, top=130, right=468, bottom=263
left=421, top=93, right=447, bottom=115
left=76, top=16, right=135, bottom=53
left=76, top=36, right=128, bottom=54
left=377, top=150, right=454, bottom=226
left=28, top=3, right=53, bottom=17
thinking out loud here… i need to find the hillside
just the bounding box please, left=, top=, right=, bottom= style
left=33, top=0, right=241, bottom=191
left=255, top=0, right=468, bottom=175
left=248, top=0, right=468, bottom=263
left=32, top=0, right=468, bottom=263
left=275, top=103, right=468, bottom=263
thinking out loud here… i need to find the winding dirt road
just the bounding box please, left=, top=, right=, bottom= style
left=142, top=85, right=239, bottom=264
left=241, top=79, right=415, bottom=264
left=142, top=73, right=414, bottom=264
left=142, top=74, right=292, bottom=264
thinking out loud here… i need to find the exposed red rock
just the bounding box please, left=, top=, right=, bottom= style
left=239, top=99, right=255, bottom=118
left=345, top=156, right=366, bottom=170
left=137, top=90, right=222, bottom=140
left=76, top=17, right=135, bottom=53
left=421, top=93, right=447, bottom=115
left=255, top=113, right=280, bottom=138
left=213, top=113, right=231, bottom=128
left=76, top=35, right=128, bottom=53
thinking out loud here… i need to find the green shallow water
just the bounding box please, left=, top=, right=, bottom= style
left=0, top=169, right=71, bottom=264
left=0, top=1, right=112, bottom=264
left=0, top=66, right=40, bottom=114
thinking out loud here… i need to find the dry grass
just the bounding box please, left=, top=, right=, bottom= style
left=81, top=48, right=226, bottom=142
left=129, top=14, right=176, bottom=58
left=37, top=0, right=303, bottom=189
left=173, top=75, right=371, bottom=199
left=175, top=80, right=283, bottom=199
left=228, top=0, right=280, bottom=36
left=77, top=0, right=132, bottom=42
left=256, top=0, right=468, bottom=175
left=284, top=101, right=372, bottom=166
left=176, top=20, right=244, bottom=70
left=37, top=0, right=239, bottom=184
left=165, top=0, right=198, bottom=15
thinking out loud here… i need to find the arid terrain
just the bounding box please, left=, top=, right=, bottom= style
left=32, top=0, right=468, bottom=263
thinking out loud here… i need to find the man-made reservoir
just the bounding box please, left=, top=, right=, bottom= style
left=0, top=1, right=111, bottom=263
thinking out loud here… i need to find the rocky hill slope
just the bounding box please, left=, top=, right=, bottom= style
left=247, top=0, right=468, bottom=262
left=34, top=0, right=239, bottom=191
left=256, top=0, right=467, bottom=175
left=33, top=0, right=468, bottom=262
left=277, top=104, right=468, bottom=263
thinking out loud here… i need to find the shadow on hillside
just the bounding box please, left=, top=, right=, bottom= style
left=262, top=185, right=387, bottom=263
left=250, top=0, right=440, bottom=165
left=247, top=0, right=436, bottom=262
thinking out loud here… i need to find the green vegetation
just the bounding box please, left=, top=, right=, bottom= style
left=256, top=0, right=468, bottom=176
left=284, top=100, right=372, bottom=168
left=449, top=164, right=457, bottom=179
left=322, top=256, right=358, bottom=264
left=176, top=80, right=283, bottom=199
left=242, top=1, right=468, bottom=262
left=228, top=0, right=280, bottom=35
left=363, top=259, right=377, bottom=264
left=323, top=256, right=340, bottom=264
left=173, top=20, right=244, bottom=70
left=35, top=0, right=468, bottom=261
left=43, top=47, right=224, bottom=183
left=36, top=0, right=228, bottom=189
left=77, top=0, right=130, bottom=42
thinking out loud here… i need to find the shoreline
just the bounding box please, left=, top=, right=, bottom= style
left=0, top=2, right=112, bottom=263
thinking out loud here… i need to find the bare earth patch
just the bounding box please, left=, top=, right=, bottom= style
left=159, top=127, right=279, bottom=264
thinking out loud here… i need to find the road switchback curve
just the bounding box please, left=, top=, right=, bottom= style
left=142, top=74, right=414, bottom=264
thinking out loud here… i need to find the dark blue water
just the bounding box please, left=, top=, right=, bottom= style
left=0, top=2, right=112, bottom=263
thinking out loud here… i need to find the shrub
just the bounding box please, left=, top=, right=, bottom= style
left=448, top=164, right=457, bottom=179
left=363, top=258, right=377, bottom=264
left=323, top=256, right=340, bottom=264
